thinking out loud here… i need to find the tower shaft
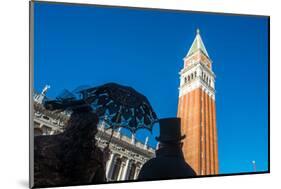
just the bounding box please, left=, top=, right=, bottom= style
left=177, top=30, right=219, bottom=175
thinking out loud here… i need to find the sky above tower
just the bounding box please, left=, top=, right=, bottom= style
left=34, top=2, right=269, bottom=175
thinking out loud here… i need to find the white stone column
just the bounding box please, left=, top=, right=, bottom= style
left=106, top=153, right=115, bottom=180
left=131, top=134, right=135, bottom=144
left=156, top=142, right=160, bottom=150
left=116, top=127, right=122, bottom=138
left=121, top=159, right=131, bottom=180
left=144, top=136, right=149, bottom=149
left=100, top=120, right=106, bottom=131
left=133, top=166, right=140, bottom=179
left=117, top=159, right=125, bottom=181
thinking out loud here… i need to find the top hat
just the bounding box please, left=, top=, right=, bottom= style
left=155, top=118, right=186, bottom=142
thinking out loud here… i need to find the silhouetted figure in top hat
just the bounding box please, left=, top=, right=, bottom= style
left=138, top=118, right=196, bottom=180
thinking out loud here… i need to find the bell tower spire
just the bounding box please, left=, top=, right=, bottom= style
left=184, top=28, right=211, bottom=69
left=177, top=29, right=219, bottom=175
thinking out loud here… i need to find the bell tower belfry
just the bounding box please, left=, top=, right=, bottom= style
left=177, top=29, right=219, bottom=175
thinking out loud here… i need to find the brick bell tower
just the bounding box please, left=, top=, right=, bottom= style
left=177, top=29, right=219, bottom=175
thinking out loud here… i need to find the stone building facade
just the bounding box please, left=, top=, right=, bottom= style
left=95, top=125, right=154, bottom=181
left=177, top=29, right=219, bottom=175
left=33, top=89, right=155, bottom=182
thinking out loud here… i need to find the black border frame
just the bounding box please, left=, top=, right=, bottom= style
left=29, top=1, right=270, bottom=188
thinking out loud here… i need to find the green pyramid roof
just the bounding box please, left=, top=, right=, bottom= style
left=186, top=29, right=209, bottom=58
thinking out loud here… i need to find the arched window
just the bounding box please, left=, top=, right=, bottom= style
left=188, top=75, right=190, bottom=81
left=195, top=71, right=197, bottom=77
left=184, top=77, right=187, bottom=83
left=191, top=73, right=194, bottom=80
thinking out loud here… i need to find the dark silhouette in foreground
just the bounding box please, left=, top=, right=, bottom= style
left=34, top=108, right=107, bottom=187
left=138, top=118, right=196, bottom=180
left=33, top=82, right=158, bottom=187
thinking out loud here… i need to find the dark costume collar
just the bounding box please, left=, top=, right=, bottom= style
left=156, top=146, right=185, bottom=158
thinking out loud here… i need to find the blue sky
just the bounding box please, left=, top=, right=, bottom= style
left=34, top=2, right=269, bottom=174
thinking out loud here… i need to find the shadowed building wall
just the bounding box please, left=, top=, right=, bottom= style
left=177, top=29, right=219, bottom=175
